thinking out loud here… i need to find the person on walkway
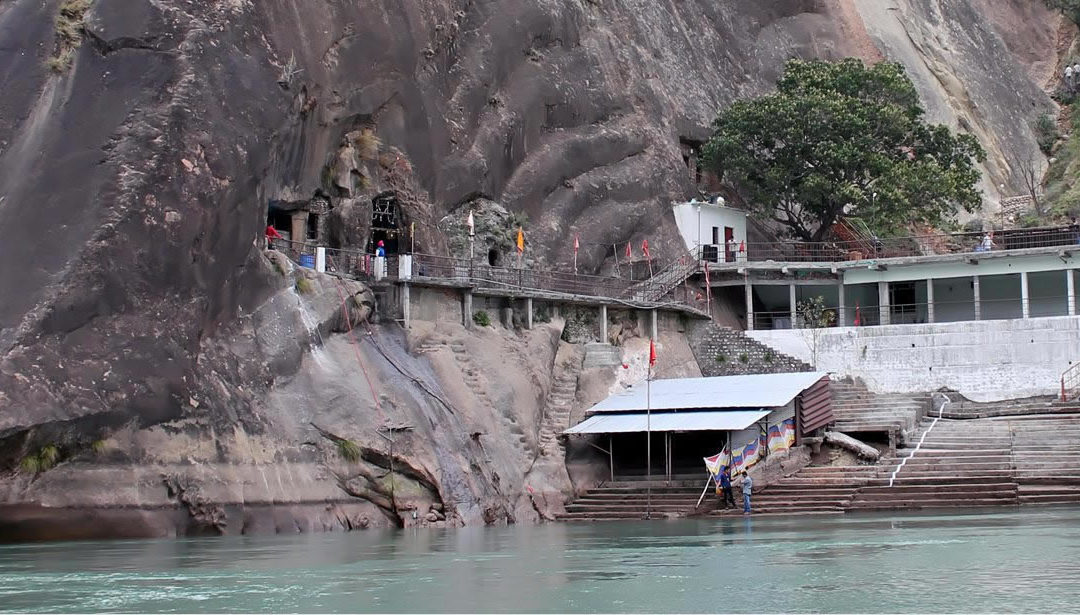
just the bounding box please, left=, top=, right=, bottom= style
left=741, top=472, right=753, bottom=515
left=1070, top=217, right=1080, bottom=245
left=375, top=240, right=386, bottom=257
left=720, top=467, right=736, bottom=509
left=265, top=224, right=283, bottom=249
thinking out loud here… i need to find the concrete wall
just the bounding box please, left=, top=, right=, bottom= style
left=748, top=316, right=1080, bottom=402
left=409, top=286, right=464, bottom=324
left=672, top=201, right=746, bottom=255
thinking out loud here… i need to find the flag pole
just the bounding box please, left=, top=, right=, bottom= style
left=645, top=346, right=652, bottom=520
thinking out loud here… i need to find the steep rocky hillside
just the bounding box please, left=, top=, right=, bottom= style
left=0, top=0, right=1070, bottom=539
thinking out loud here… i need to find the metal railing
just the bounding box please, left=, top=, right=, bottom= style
left=409, top=253, right=698, bottom=307
left=750, top=295, right=1076, bottom=330
left=1063, top=363, right=1080, bottom=402
left=739, top=225, right=1080, bottom=263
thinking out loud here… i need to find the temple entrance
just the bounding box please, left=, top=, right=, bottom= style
left=371, top=192, right=401, bottom=254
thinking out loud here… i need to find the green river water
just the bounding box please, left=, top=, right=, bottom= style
left=2, top=508, right=1079, bottom=613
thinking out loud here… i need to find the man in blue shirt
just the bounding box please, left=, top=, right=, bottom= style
left=719, top=468, right=736, bottom=509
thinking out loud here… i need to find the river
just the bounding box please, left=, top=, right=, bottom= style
left=2, top=508, right=1079, bottom=613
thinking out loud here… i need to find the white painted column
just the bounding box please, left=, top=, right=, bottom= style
left=926, top=278, right=935, bottom=324
left=878, top=281, right=890, bottom=326
left=745, top=278, right=754, bottom=331
left=600, top=304, right=608, bottom=343
left=401, top=283, right=411, bottom=329
left=837, top=284, right=846, bottom=327
left=525, top=298, right=534, bottom=329
left=1021, top=271, right=1030, bottom=319
left=650, top=309, right=658, bottom=340
left=1068, top=269, right=1076, bottom=316
left=973, top=275, right=981, bottom=321
left=315, top=247, right=326, bottom=273
left=789, top=284, right=797, bottom=327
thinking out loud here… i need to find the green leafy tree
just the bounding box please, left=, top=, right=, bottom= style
left=702, top=59, right=986, bottom=241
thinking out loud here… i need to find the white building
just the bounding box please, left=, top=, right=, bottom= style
left=671, top=198, right=748, bottom=263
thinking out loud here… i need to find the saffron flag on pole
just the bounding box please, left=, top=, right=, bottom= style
left=467, top=211, right=475, bottom=236
left=642, top=239, right=650, bottom=260
left=516, top=227, right=525, bottom=253
left=574, top=234, right=579, bottom=254
left=649, top=339, right=657, bottom=367
left=625, top=241, right=632, bottom=260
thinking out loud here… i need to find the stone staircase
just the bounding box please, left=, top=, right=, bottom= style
left=829, top=381, right=929, bottom=444
left=941, top=395, right=1078, bottom=419
left=712, top=465, right=879, bottom=516
left=418, top=339, right=533, bottom=456
left=582, top=342, right=621, bottom=369
left=690, top=323, right=812, bottom=377
left=556, top=477, right=706, bottom=522
left=537, top=348, right=584, bottom=455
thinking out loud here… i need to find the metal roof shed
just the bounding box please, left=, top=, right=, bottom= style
left=586, top=371, right=829, bottom=414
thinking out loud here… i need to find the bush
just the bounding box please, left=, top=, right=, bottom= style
left=19, top=456, right=41, bottom=474
left=763, top=350, right=775, bottom=364
left=353, top=128, right=381, bottom=160
left=336, top=439, right=361, bottom=463
left=295, top=277, right=314, bottom=294
left=1035, top=113, right=1060, bottom=155
left=472, top=310, right=491, bottom=327
left=47, top=0, right=91, bottom=73
left=715, top=354, right=727, bottom=364
left=738, top=352, right=749, bottom=364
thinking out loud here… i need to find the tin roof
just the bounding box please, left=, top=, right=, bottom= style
left=587, top=372, right=827, bottom=413
left=564, top=409, right=770, bottom=435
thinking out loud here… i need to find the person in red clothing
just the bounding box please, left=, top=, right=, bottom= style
left=265, top=224, right=283, bottom=249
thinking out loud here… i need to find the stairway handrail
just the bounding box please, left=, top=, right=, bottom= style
left=1062, top=363, right=1080, bottom=402
left=887, top=393, right=947, bottom=488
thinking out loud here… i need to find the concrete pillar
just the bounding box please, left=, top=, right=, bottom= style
left=600, top=304, right=608, bottom=343
left=789, top=284, right=797, bottom=327
left=525, top=297, right=534, bottom=329
left=290, top=211, right=308, bottom=247
left=878, top=281, right=890, bottom=326
left=401, top=283, right=411, bottom=329
left=1021, top=271, right=1030, bottom=319
left=315, top=247, right=326, bottom=273
left=463, top=290, right=473, bottom=329
left=837, top=284, right=846, bottom=327
left=926, top=278, right=935, bottom=324
left=1068, top=269, right=1076, bottom=316
left=650, top=309, right=658, bottom=340
left=973, top=275, right=981, bottom=321
left=745, top=279, right=755, bottom=331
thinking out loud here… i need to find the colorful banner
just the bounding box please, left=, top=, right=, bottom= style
left=703, top=450, right=730, bottom=476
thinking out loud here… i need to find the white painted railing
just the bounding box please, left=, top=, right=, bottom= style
left=887, top=392, right=949, bottom=487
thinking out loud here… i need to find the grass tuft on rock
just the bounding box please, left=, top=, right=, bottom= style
left=336, top=439, right=361, bottom=463
left=295, top=277, right=314, bottom=295
left=48, top=0, right=92, bottom=73
left=91, top=439, right=107, bottom=455
left=472, top=310, right=491, bottom=327
left=19, top=455, right=41, bottom=474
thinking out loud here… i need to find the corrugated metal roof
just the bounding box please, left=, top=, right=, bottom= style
left=564, top=409, right=770, bottom=435
left=588, top=372, right=827, bottom=413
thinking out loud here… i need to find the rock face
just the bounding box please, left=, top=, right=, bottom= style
left=0, top=0, right=1071, bottom=539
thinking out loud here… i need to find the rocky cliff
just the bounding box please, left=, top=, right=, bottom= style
left=0, top=0, right=1071, bottom=540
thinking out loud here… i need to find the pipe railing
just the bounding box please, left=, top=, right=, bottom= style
left=739, top=225, right=1080, bottom=263
left=1063, top=363, right=1080, bottom=402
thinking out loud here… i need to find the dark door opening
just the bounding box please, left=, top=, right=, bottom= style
left=890, top=281, right=917, bottom=323
left=371, top=193, right=401, bottom=255
left=724, top=226, right=735, bottom=262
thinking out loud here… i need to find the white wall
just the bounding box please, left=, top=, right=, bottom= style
left=672, top=201, right=747, bottom=256
left=748, top=316, right=1080, bottom=402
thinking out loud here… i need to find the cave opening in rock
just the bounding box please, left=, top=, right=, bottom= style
left=679, top=138, right=704, bottom=186
left=266, top=206, right=293, bottom=241
left=488, top=248, right=501, bottom=267
left=371, top=192, right=401, bottom=254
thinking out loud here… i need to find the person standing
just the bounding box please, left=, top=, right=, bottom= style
left=720, top=467, right=736, bottom=509
left=375, top=240, right=386, bottom=257
left=741, top=472, right=754, bottom=515
left=265, top=224, right=283, bottom=250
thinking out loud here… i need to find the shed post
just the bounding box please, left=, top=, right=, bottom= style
left=600, top=304, right=608, bottom=343
left=745, top=278, right=755, bottom=330
left=878, top=281, right=890, bottom=326
left=789, top=284, right=797, bottom=326
left=926, top=278, right=935, bottom=324
left=837, top=283, right=846, bottom=326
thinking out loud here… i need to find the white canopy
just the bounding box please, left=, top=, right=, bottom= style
left=588, top=372, right=827, bottom=413
left=563, top=409, right=770, bottom=435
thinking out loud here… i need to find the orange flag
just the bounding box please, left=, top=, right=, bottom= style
left=649, top=339, right=657, bottom=366
left=516, top=227, right=524, bottom=253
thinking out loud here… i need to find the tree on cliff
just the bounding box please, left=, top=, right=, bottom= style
left=701, top=58, right=986, bottom=241
left=1044, top=0, right=1080, bottom=25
